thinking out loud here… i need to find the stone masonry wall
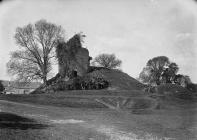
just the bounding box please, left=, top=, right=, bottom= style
left=56, top=34, right=91, bottom=78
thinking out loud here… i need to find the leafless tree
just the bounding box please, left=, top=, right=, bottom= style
left=92, top=53, right=122, bottom=69
left=7, top=19, right=65, bottom=85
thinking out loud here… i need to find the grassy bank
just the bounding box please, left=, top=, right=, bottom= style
left=0, top=89, right=196, bottom=109
left=0, top=90, right=135, bottom=108
left=0, top=93, right=105, bottom=108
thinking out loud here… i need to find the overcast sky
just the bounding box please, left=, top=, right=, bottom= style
left=0, top=0, right=197, bottom=82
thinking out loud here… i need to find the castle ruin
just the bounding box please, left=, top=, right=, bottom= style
left=56, top=33, right=92, bottom=79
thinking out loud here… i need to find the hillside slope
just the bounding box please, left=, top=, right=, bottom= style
left=32, top=68, right=145, bottom=94
left=91, top=69, right=145, bottom=90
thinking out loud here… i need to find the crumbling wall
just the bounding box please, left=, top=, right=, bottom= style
left=56, top=33, right=91, bottom=79
left=74, top=48, right=90, bottom=76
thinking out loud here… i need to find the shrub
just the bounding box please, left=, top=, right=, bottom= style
left=44, top=71, right=109, bottom=92
left=71, top=71, right=109, bottom=90
left=186, top=83, right=197, bottom=93
left=32, top=70, right=110, bottom=94
left=144, top=85, right=156, bottom=93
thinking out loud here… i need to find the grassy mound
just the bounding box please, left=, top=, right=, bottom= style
left=32, top=68, right=145, bottom=94
left=90, top=69, right=145, bottom=90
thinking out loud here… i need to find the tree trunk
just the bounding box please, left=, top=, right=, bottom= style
left=156, top=78, right=160, bottom=85
left=43, top=75, right=47, bottom=86
left=42, top=65, right=47, bottom=86
left=43, top=56, right=48, bottom=86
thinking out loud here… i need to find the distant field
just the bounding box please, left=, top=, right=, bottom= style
left=0, top=89, right=196, bottom=109
left=0, top=90, right=148, bottom=108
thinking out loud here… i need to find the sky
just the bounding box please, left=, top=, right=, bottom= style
left=0, top=0, right=197, bottom=82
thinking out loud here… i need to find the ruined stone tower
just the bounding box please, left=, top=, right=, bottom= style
left=56, top=33, right=91, bottom=79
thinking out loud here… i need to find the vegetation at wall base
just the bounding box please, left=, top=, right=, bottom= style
left=31, top=67, right=146, bottom=94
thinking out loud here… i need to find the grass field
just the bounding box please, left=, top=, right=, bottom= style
left=0, top=90, right=197, bottom=140
left=0, top=90, right=147, bottom=108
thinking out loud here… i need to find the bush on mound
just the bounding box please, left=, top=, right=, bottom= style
left=58, top=71, right=109, bottom=90
left=32, top=67, right=146, bottom=94
left=186, top=83, right=197, bottom=93
left=156, top=83, right=191, bottom=94
left=32, top=71, right=109, bottom=94
left=152, top=83, right=196, bottom=100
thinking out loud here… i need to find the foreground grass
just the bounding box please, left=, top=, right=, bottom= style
left=0, top=112, right=108, bottom=140
left=1, top=102, right=197, bottom=140
left=0, top=112, right=50, bottom=140
left=0, top=90, right=197, bottom=140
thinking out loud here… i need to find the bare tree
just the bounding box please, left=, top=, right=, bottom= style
left=92, top=53, right=122, bottom=69
left=7, top=19, right=65, bottom=85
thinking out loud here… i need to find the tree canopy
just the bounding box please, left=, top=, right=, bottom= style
left=7, top=19, right=65, bottom=84
left=139, top=56, right=179, bottom=85
left=92, top=53, right=122, bottom=69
